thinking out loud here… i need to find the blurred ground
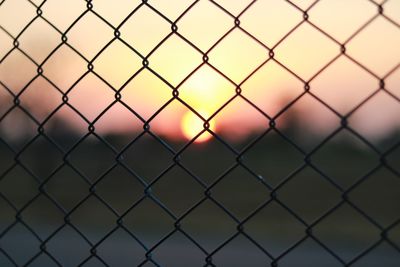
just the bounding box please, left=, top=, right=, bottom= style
left=0, top=128, right=399, bottom=266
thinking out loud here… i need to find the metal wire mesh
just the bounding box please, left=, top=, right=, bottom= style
left=0, top=0, right=400, bottom=266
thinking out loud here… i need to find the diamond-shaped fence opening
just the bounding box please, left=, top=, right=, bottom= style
left=177, top=0, right=233, bottom=52
left=1, top=0, right=400, bottom=266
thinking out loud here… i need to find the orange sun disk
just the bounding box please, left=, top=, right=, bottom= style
left=181, top=111, right=216, bottom=143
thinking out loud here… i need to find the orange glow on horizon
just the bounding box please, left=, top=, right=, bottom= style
left=1, top=1, right=400, bottom=141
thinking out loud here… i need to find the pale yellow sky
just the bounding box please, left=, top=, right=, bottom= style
left=0, top=0, right=400, bottom=141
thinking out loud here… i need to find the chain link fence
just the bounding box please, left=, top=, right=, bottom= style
left=1, top=0, right=400, bottom=266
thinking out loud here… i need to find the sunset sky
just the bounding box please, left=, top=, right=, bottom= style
left=0, top=0, right=400, bottom=142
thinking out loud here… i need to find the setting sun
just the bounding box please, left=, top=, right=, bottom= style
left=181, top=110, right=216, bottom=143
left=0, top=0, right=399, bottom=143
